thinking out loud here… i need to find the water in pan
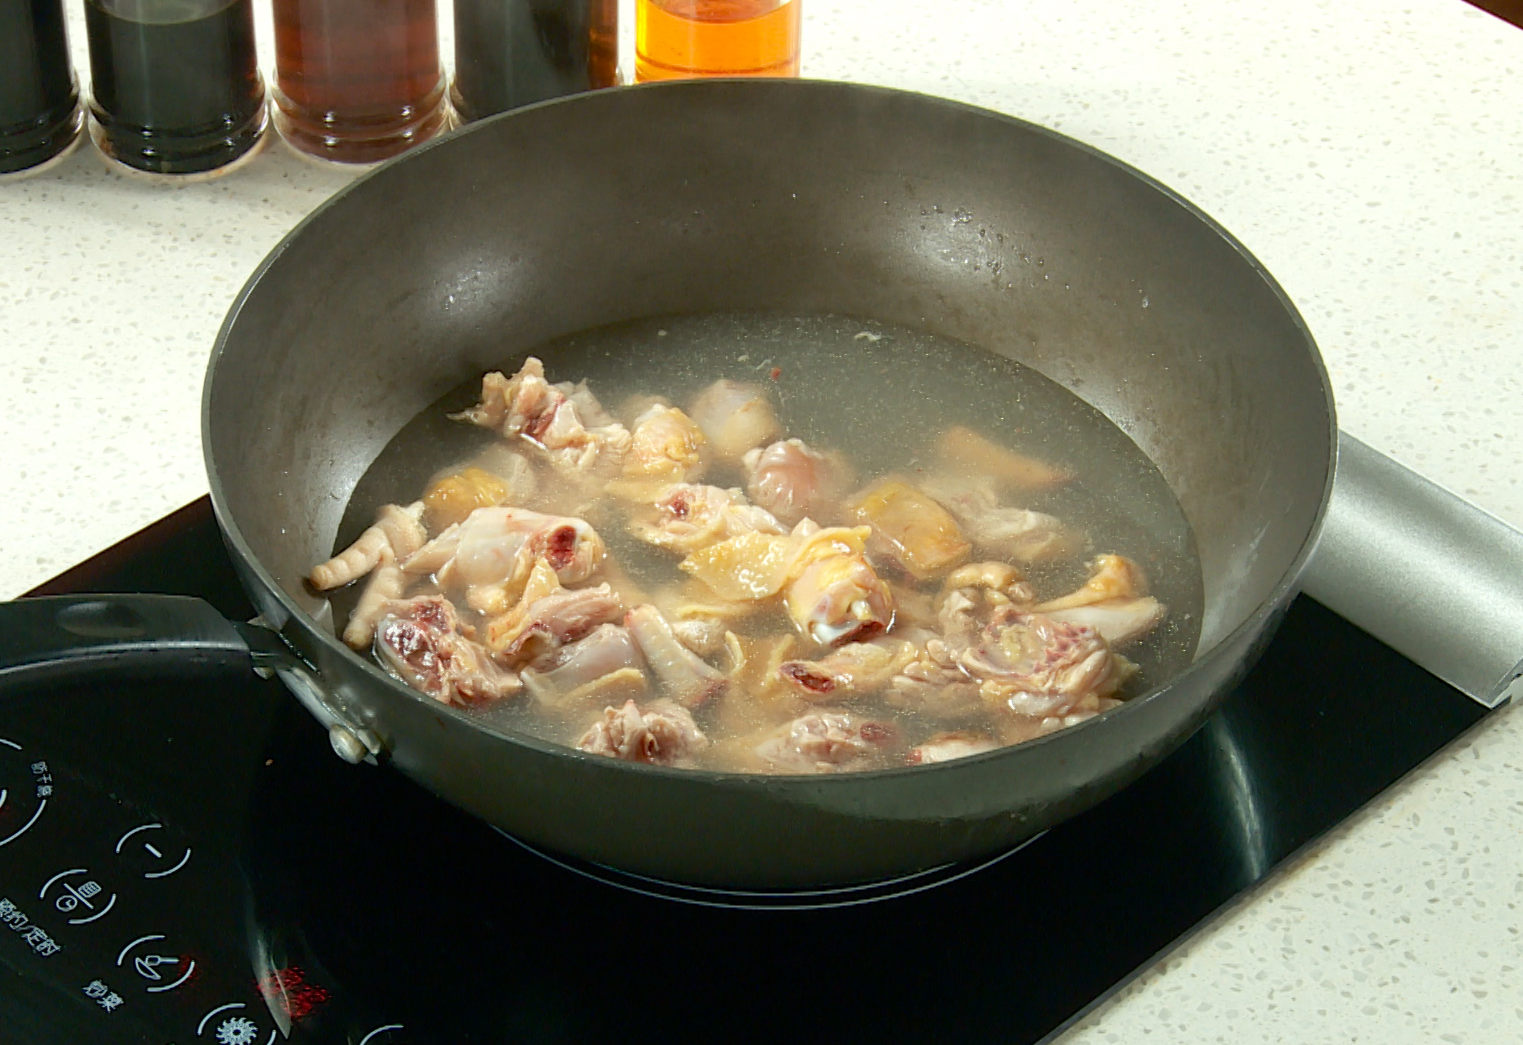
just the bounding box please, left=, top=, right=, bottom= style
left=331, top=311, right=1204, bottom=771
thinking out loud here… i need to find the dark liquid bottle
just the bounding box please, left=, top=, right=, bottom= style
left=0, top=0, right=82, bottom=176
left=85, top=0, right=267, bottom=175
left=451, top=0, right=618, bottom=123
left=272, top=0, right=447, bottom=164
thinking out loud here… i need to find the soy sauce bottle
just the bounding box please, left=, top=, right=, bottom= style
left=85, top=0, right=267, bottom=175
left=0, top=0, right=83, bottom=176
left=451, top=0, right=618, bottom=123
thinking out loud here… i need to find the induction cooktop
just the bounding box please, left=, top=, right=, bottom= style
left=0, top=498, right=1495, bottom=1044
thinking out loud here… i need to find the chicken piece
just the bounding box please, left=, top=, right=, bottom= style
left=920, top=473, right=1083, bottom=563
left=785, top=546, right=895, bottom=648
left=742, top=438, right=847, bottom=526
left=1046, top=598, right=1166, bottom=647
left=934, top=561, right=1038, bottom=650
left=616, top=392, right=673, bottom=424
left=576, top=698, right=708, bottom=766
left=941, top=561, right=1037, bottom=605
left=628, top=483, right=787, bottom=556
left=906, top=731, right=999, bottom=765
left=700, top=633, right=813, bottom=762
left=647, top=583, right=766, bottom=660
left=1036, top=554, right=1148, bottom=611
left=677, top=530, right=798, bottom=601
left=688, top=378, right=784, bottom=461
left=656, top=581, right=769, bottom=621
left=309, top=501, right=426, bottom=590
left=753, top=711, right=900, bottom=773
left=423, top=459, right=535, bottom=531
left=668, top=617, right=728, bottom=658
left=374, top=595, right=522, bottom=707
left=936, top=425, right=1072, bottom=492
left=450, top=357, right=631, bottom=475
left=1030, top=554, right=1166, bottom=646
left=996, top=696, right=1123, bottom=746
left=934, top=587, right=984, bottom=651
left=520, top=624, right=647, bottom=707
left=960, top=612, right=1137, bottom=723
left=403, top=506, right=605, bottom=610
left=625, top=604, right=728, bottom=707
left=466, top=442, right=543, bottom=491
left=884, top=635, right=983, bottom=720
left=622, top=404, right=710, bottom=484
left=778, top=638, right=919, bottom=701
left=676, top=519, right=886, bottom=617
left=485, top=559, right=625, bottom=662
left=342, top=547, right=407, bottom=649
left=847, top=477, right=971, bottom=580
left=556, top=378, right=622, bottom=429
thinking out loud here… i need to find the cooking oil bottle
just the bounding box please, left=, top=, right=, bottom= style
left=634, top=0, right=800, bottom=83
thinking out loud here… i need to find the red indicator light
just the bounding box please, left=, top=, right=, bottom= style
left=255, top=966, right=331, bottom=1022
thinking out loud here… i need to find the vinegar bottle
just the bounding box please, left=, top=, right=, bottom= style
left=272, top=0, right=447, bottom=164
left=84, top=0, right=267, bottom=176
left=0, top=0, right=81, bottom=176
left=635, top=0, right=800, bottom=83
left=451, top=0, right=618, bottom=123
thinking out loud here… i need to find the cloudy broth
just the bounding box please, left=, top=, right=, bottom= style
left=332, top=311, right=1204, bottom=770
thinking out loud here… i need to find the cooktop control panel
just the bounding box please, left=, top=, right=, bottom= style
left=0, top=676, right=408, bottom=1045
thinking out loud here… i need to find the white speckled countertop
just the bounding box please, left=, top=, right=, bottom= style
left=2, top=0, right=1520, bottom=1039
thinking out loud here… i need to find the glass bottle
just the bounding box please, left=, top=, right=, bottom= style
left=635, top=0, right=800, bottom=83
left=84, top=0, right=267, bottom=176
left=272, top=0, right=447, bottom=164
left=0, top=0, right=82, bottom=176
left=451, top=0, right=618, bottom=123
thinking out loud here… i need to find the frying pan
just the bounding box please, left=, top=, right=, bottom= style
left=0, top=80, right=1335, bottom=887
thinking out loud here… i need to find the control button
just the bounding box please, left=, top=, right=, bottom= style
left=115, top=823, right=192, bottom=879
left=196, top=1003, right=274, bottom=1045
left=0, top=738, right=49, bottom=849
left=117, top=933, right=196, bottom=992
left=38, top=868, right=117, bottom=925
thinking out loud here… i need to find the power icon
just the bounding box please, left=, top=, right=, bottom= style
left=115, top=822, right=192, bottom=879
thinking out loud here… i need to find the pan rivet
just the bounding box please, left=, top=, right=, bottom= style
left=329, top=725, right=368, bottom=764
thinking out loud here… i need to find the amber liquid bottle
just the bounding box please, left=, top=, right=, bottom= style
left=272, top=0, right=447, bottom=164
left=635, top=0, right=800, bottom=82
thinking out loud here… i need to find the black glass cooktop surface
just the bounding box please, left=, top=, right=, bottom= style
left=0, top=499, right=1494, bottom=1044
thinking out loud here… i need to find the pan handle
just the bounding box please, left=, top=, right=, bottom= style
left=0, top=594, right=289, bottom=690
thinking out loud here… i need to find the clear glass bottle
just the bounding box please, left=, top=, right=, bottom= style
left=0, top=0, right=83, bottom=176
left=451, top=0, right=618, bottom=123
left=272, top=0, right=447, bottom=164
left=635, top=0, right=800, bottom=83
left=84, top=0, right=266, bottom=175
